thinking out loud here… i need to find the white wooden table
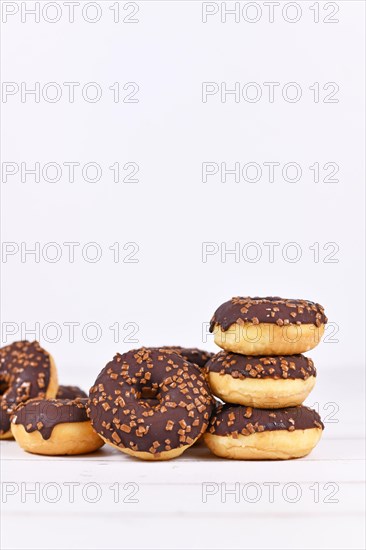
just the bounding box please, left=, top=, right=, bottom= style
left=1, top=369, right=365, bottom=550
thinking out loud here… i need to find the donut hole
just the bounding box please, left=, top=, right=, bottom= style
left=135, top=378, right=178, bottom=411
left=140, top=386, right=158, bottom=399
left=134, top=385, right=160, bottom=409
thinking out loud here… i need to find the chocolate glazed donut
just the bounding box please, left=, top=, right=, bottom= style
left=0, top=341, right=58, bottom=439
left=160, top=347, right=214, bottom=368
left=210, top=297, right=327, bottom=355
left=206, top=352, right=317, bottom=408
left=87, top=348, right=215, bottom=460
left=204, top=404, right=324, bottom=460
left=56, top=385, right=87, bottom=399
left=11, top=398, right=104, bottom=455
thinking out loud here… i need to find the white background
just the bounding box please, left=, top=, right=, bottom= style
left=1, top=1, right=365, bottom=549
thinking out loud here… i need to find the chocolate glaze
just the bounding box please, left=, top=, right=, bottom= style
left=208, top=404, right=324, bottom=437
left=57, top=385, right=87, bottom=399
left=0, top=341, right=52, bottom=435
left=11, top=398, right=88, bottom=440
left=210, top=297, right=327, bottom=332
left=206, top=351, right=316, bottom=380
left=159, top=347, right=214, bottom=368
left=87, top=348, right=214, bottom=456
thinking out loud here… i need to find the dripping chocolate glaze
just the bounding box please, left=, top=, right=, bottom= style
left=206, top=351, right=316, bottom=380
left=0, top=341, right=52, bottom=434
left=209, top=297, right=327, bottom=332
left=87, top=348, right=214, bottom=455
left=12, top=398, right=89, bottom=440
left=208, top=404, right=324, bottom=437
left=157, top=347, right=214, bottom=368
left=56, top=385, right=87, bottom=399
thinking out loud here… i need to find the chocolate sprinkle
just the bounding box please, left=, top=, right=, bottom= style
left=210, top=297, right=327, bottom=332
left=208, top=404, right=324, bottom=437
left=57, top=385, right=87, bottom=399
left=87, top=348, right=214, bottom=456
left=0, top=341, right=52, bottom=435
left=11, top=398, right=88, bottom=440
left=206, top=351, right=316, bottom=380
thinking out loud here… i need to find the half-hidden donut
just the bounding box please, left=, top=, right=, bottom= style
left=56, top=385, right=87, bottom=399
left=160, top=347, right=213, bottom=368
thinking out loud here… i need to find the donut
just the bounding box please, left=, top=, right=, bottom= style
left=87, top=347, right=215, bottom=461
left=11, top=398, right=104, bottom=455
left=204, top=404, right=324, bottom=460
left=0, top=341, right=58, bottom=439
left=210, top=296, right=327, bottom=355
left=160, top=347, right=214, bottom=368
left=56, top=385, right=87, bottom=399
left=206, top=351, right=316, bottom=408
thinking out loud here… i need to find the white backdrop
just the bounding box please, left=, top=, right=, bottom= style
left=1, top=1, right=365, bottom=389
left=1, top=3, right=365, bottom=550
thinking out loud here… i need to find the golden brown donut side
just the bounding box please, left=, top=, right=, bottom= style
left=204, top=428, right=322, bottom=460
left=208, top=372, right=316, bottom=408
left=11, top=421, right=104, bottom=455
left=213, top=322, right=325, bottom=355
left=46, top=355, right=59, bottom=398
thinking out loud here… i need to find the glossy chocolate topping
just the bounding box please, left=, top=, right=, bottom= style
left=159, top=347, right=214, bottom=368
left=210, top=297, right=327, bottom=332
left=208, top=404, right=324, bottom=437
left=87, top=348, right=214, bottom=456
left=11, top=398, right=88, bottom=440
left=57, top=385, right=87, bottom=399
left=206, top=351, right=316, bottom=380
left=0, top=341, right=52, bottom=435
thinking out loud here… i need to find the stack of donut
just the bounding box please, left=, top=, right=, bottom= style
left=205, top=297, right=327, bottom=460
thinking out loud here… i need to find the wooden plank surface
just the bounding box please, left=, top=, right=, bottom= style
left=1, top=434, right=365, bottom=550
